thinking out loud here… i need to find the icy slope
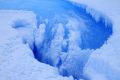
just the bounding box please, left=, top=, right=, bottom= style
left=71, top=0, right=120, bottom=80
left=0, top=0, right=117, bottom=80
left=0, top=10, right=73, bottom=80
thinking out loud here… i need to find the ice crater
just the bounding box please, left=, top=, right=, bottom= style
left=0, top=0, right=113, bottom=80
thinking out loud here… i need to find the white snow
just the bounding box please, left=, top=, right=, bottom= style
left=71, top=0, right=120, bottom=80
left=35, top=23, right=46, bottom=50
left=0, top=0, right=120, bottom=80
left=0, top=10, right=73, bottom=80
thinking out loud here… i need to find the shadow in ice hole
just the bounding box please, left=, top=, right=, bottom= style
left=0, top=0, right=113, bottom=79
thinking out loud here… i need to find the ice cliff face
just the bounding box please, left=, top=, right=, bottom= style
left=0, top=0, right=113, bottom=80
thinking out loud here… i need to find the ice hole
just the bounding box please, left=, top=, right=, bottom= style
left=0, top=0, right=113, bottom=80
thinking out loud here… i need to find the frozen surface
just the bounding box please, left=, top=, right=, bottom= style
left=71, top=0, right=120, bottom=80
left=0, top=11, right=73, bottom=80
left=0, top=0, right=119, bottom=80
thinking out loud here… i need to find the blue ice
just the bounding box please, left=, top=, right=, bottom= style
left=0, top=0, right=113, bottom=79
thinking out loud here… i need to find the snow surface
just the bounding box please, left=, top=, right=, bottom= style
left=0, top=0, right=120, bottom=80
left=71, top=0, right=120, bottom=80
left=0, top=10, right=73, bottom=80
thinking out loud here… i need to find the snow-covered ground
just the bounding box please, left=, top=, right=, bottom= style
left=0, top=0, right=120, bottom=80
left=71, top=0, right=120, bottom=80
left=0, top=10, right=73, bottom=80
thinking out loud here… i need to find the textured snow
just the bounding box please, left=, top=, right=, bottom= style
left=71, top=0, right=120, bottom=80
left=0, top=10, right=73, bottom=80
left=0, top=0, right=119, bottom=80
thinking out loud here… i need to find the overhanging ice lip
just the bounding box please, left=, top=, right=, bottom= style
left=0, top=0, right=113, bottom=79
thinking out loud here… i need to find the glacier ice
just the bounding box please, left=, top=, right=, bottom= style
left=0, top=11, right=73, bottom=80
left=0, top=0, right=113, bottom=80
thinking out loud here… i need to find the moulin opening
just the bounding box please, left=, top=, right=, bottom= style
left=32, top=15, right=112, bottom=80
left=4, top=0, right=113, bottom=80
